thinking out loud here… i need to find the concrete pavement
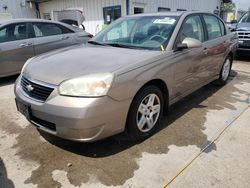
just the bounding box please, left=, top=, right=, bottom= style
left=170, top=107, right=250, bottom=188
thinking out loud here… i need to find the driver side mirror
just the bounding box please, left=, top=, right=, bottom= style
left=177, top=37, right=202, bottom=50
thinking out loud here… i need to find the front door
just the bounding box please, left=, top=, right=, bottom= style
left=0, top=23, right=34, bottom=77
left=173, top=15, right=206, bottom=97
left=31, top=22, right=75, bottom=55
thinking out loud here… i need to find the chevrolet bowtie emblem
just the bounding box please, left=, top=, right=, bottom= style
left=26, top=84, right=34, bottom=92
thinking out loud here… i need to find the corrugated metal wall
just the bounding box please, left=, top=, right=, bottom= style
left=0, top=0, right=36, bottom=18
left=129, top=0, right=220, bottom=14
left=39, top=0, right=220, bottom=35
left=39, top=0, right=127, bottom=35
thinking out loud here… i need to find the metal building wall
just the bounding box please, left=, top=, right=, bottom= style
left=39, top=0, right=220, bottom=35
left=129, top=0, right=220, bottom=14
left=0, top=0, right=37, bottom=18
left=39, top=0, right=127, bottom=35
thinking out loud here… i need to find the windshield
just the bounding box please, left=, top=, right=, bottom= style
left=239, top=12, right=250, bottom=23
left=90, top=16, right=179, bottom=50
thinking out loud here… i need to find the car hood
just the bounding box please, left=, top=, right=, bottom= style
left=236, top=23, right=250, bottom=31
left=23, top=44, right=159, bottom=85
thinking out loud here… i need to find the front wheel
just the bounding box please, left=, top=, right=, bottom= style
left=126, top=85, right=164, bottom=141
left=216, top=56, right=232, bottom=85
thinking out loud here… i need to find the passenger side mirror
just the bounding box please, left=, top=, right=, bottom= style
left=177, top=37, right=202, bottom=50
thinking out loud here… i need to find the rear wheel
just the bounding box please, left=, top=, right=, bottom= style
left=126, top=85, right=164, bottom=141
left=216, top=56, right=232, bottom=85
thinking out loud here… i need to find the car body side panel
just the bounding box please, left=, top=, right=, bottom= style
left=109, top=52, right=175, bottom=101
left=33, top=33, right=75, bottom=55
left=171, top=47, right=206, bottom=97
left=0, top=38, right=35, bottom=77
left=202, top=36, right=227, bottom=78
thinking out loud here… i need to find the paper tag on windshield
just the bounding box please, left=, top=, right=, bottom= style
left=153, top=17, right=176, bottom=25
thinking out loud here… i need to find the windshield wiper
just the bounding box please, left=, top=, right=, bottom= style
left=105, top=43, right=141, bottom=49
left=88, top=41, right=106, bottom=46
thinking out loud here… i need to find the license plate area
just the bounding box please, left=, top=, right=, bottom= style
left=243, top=40, right=250, bottom=47
left=15, top=98, right=31, bottom=120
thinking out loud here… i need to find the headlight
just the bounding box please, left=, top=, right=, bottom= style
left=59, top=73, right=114, bottom=97
left=21, top=57, right=34, bottom=74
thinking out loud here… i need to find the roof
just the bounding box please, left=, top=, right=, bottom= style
left=0, top=18, right=59, bottom=25
left=0, top=18, right=82, bottom=33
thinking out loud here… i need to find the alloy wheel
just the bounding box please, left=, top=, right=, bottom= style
left=136, top=93, right=161, bottom=132
left=222, top=59, right=231, bottom=81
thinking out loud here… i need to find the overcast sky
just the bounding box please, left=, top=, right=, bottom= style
left=233, top=0, right=250, bottom=11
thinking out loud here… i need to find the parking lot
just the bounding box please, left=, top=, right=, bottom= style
left=0, top=58, right=250, bottom=188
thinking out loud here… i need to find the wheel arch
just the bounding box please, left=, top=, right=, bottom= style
left=129, top=79, right=169, bottom=116
left=124, top=78, right=170, bottom=136
left=228, top=51, right=234, bottom=62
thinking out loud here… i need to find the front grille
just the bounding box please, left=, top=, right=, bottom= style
left=30, top=114, right=56, bottom=132
left=21, top=76, right=54, bottom=102
left=237, top=31, right=250, bottom=40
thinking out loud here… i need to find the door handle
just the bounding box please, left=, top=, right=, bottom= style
left=19, top=43, right=27, bottom=47
left=19, top=42, right=33, bottom=47
left=203, top=48, right=208, bottom=55
left=61, top=36, right=69, bottom=40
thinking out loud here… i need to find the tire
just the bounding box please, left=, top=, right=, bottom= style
left=126, top=85, right=164, bottom=141
left=216, top=56, right=232, bottom=86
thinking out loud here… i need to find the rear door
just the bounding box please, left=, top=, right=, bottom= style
left=173, top=14, right=206, bottom=96
left=201, top=14, right=228, bottom=78
left=31, top=22, right=76, bottom=55
left=0, top=22, right=34, bottom=77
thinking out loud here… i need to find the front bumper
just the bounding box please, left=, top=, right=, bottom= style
left=237, top=40, right=250, bottom=52
left=14, top=76, right=131, bottom=142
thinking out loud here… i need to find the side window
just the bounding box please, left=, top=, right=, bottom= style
left=218, top=19, right=226, bottom=36
left=0, top=23, right=28, bottom=43
left=203, top=15, right=222, bottom=40
left=33, top=25, right=43, bottom=37
left=32, top=23, right=72, bottom=37
left=14, top=24, right=28, bottom=40
left=178, top=15, right=204, bottom=43
left=0, top=27, right=7, bottom=43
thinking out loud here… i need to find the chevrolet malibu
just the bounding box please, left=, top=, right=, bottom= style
left=15, top=12, right=237, bottom=142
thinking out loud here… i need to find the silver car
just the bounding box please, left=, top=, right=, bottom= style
left=0, top=19, right=92, bottom=78
left=15, top=12, right=237, bottom=142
